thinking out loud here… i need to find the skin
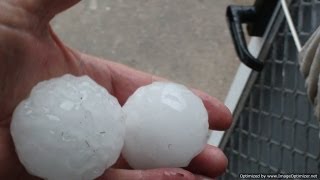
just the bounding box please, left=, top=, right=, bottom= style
left=0, top=0, right=232, bottom=179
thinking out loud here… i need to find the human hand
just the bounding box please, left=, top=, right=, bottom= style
left=0, top=0, right=232, bottom=179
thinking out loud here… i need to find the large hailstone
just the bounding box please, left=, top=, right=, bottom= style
left=122, top=82, right=209, bottom=169
left=11, top=74, right=125, bottom=180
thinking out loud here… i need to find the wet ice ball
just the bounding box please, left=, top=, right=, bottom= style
left=122, top=82, right=209, bottom=169
left=11, top=74, right=125, bottom=180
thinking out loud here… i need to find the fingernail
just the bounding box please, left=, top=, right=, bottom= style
left=196, top=175, right=214, bottom=180
left=164, top=171, right=185, bottom=177
left=202, top=178, right=214, bottom=180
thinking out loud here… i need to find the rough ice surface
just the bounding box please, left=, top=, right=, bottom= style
left=11, top=74, right=125, bottom=180
left=122, top=82, right=209, bottom=169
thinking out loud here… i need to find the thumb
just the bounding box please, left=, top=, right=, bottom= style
left=15, top=0, right=80, bottom=23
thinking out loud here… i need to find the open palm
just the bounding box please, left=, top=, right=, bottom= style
left=0, top=0, right=232, bottom=179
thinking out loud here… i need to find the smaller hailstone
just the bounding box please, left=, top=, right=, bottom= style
left=122, top=82, right=209, bottom=169
left=11, top=74, right=125, bottom=180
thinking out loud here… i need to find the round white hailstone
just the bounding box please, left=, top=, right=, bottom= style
left=10, top=74, right=125, bottom=180
left=122, top=82, right=209, bottom=169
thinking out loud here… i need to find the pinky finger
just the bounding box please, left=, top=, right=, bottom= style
left=98, top=168, right=211, bottom=180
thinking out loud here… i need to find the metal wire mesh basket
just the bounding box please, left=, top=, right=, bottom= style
left=221, top=0, right=320, bottom=178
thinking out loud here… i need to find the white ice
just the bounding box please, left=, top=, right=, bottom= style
left=122, top=82, right=209, bottom=169
left=11, top=74, right=125, bottom=180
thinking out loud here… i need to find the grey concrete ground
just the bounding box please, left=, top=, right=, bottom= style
left=51, top=0, right=252, bottom=101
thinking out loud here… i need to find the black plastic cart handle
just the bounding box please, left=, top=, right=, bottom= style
left=226, top=0, right=278, bottom=71
left=226, top=6, right=263, bottom=71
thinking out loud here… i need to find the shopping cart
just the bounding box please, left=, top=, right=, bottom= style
left=213, top=0, right=320, bottom=178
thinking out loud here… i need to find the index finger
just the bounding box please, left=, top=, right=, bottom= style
left=192, top=89, right=232, bottom=130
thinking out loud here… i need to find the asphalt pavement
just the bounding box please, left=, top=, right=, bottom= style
left=51, top=0, right=252, bottom=101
